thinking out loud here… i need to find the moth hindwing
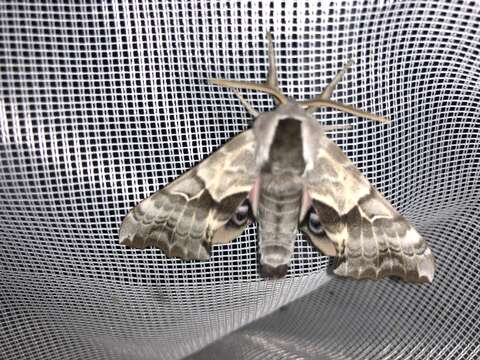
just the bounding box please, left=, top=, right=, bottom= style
left=120, top=33, right=435, bottom=283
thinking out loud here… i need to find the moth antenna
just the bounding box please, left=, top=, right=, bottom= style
left=322, top=124, right=353, bottom=132
left=208, top=32, right=288, bottom=104
left=234, top=90, right=259, bottom=117
left=303, top=60, right=390, bottom=123
left=301, top=99, right=390, bottom=123
left=306, top=59, right=353, bottom=114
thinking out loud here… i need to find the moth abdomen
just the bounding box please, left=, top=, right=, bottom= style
left=258, top=231, right=296, bottom=278
left=260, top=262, right=289, bottom=279
left=256, top=174, right=303, bottom=277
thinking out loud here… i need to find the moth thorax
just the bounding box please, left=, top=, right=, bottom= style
left=265, top=118, right=306, bottom=176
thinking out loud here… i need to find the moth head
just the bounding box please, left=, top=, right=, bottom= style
left=208, top=32, right=390, bottom=124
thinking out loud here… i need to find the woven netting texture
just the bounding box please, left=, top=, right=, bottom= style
left=1, top=1, right=479, bottom=359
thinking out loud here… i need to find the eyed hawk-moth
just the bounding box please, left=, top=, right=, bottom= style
left=119, top=33, right=435, bottom=282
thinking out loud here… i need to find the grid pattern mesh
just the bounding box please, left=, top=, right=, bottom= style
left=1, top=1, right=479, bottom=359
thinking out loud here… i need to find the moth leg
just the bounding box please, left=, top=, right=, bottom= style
left=319, top=59, right=353, bottom=100
left=233, top=90, right=259, bottom=117
left=322, top=124, right=353, bottom=132
left=266, top=31, right=279, bottom=89
left=300, top=59, right=390, bottom=123
left=208, top=32, right=288, bottom=104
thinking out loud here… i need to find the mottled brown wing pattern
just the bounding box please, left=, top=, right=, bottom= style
left=304, top=136, right=435, bottom=283
left=119, top=130, right=256, bottom=260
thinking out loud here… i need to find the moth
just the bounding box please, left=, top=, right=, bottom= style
left=120, top=33, right=435, bottom=282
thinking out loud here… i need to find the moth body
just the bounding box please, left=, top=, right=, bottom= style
left=256, top=173, right=303, bottom=277
left=252, top=103, right=323, bottom=277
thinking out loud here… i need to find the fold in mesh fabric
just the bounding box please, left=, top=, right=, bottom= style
left=1, top=1, right=479, bottom=359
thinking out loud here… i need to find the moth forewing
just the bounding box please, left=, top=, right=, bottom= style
left=119, top=130, right=257, bottom=260
left=304, top=136, right=435, bottom=283
left=250, top=104, right=326, bottom=278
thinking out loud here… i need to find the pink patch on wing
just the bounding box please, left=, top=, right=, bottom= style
left=248, top=177, right=261, bottom=217
left=299, top=190, right=313, bottom=222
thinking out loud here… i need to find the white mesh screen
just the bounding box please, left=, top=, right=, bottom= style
left=1, top=1, right=479, bottom=359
